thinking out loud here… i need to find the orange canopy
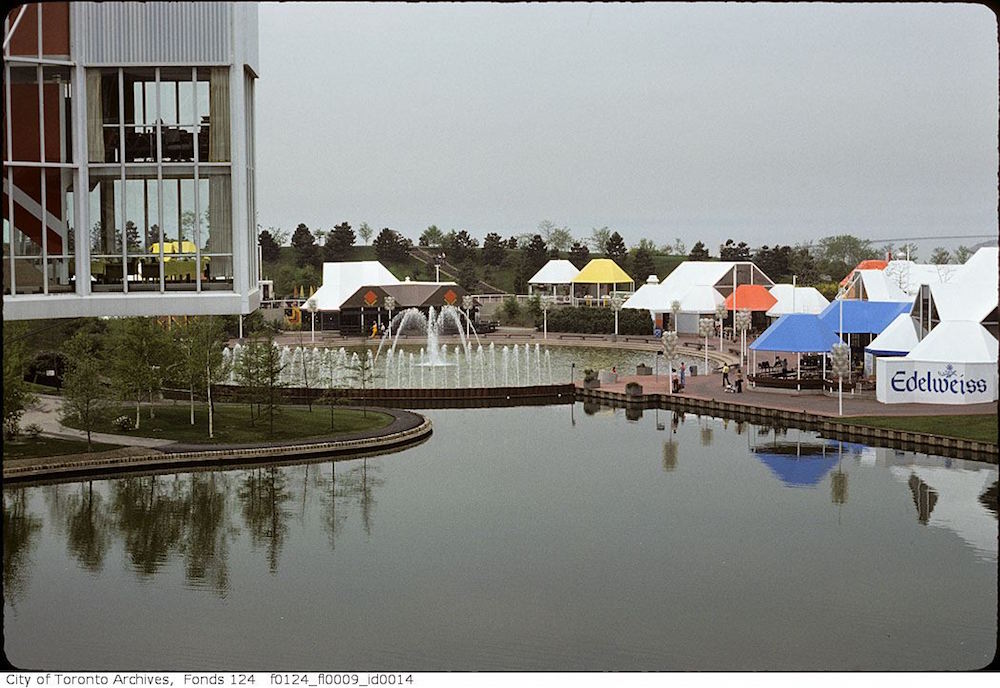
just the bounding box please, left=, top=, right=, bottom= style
left=839, top=259, right=888, bottom=286
left=725, top=284, right=777, bottom=311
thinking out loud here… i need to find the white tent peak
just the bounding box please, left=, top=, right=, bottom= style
left=866, top=313, right=924, bottom=355
left=308, top=261, right=400, bottom=311
left=767, top=284, right=830, bottom=316
left=528, top=259, right=579, bottom=285
left=905, top=321, right=998, bottom=364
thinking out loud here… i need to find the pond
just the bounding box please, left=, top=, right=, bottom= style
left=3, top=404, right=996, bottom=670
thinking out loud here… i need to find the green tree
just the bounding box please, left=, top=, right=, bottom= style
left=358, top=222, right=374, bottom=246
left=348, top=354, right=376, bottom=418
left=719, top=239, right=751, bottom=261
left=441, top=229, right=479, bottom=264
left=604, top=231, right=627, bottom=260
left=291, top=223, right=318, bottom=268
left=929, top=247, right=951, bottom=265
left=539, top=220, right=573, bottom=252
left=954, top=245, right=974, bottom=264
left=325, top=222, right=356, bottom=261
left=61, top=332, right=111, bottom=451
left=523, top=234, right=549, bottom=277
left=482, top=232, right=506, bottom=266
left=234, top=336, right=264, bottom=425
left=174, top=316, right=228, bottom=435
left=106, top=318, right=158, bottom=430
left=258, top=333, right=287, bottom=437
left=589, top=226, right=611, bottom=254
left=419, top=225, right=444, bottom=248
left=457, top=260, right=479, bottom=292
left=688, top=241, right=711, bottom=260
left=897, top=242, right=919, bottom=261
left=568, top=241, right=590, bottom=269
left=373, top=227, right=411, bottom=263
left=817, top=234, right=878, bottom=266
left=3, top=322, right=33, bottom=439
left=630, top=246, right=656, bottom=283
left=258, top=229, right=280, bottom=263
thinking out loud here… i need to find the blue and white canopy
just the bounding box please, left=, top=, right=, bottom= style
left=817, top=300, right=912, bottom=335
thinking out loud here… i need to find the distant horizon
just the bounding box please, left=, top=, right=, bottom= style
left=256, top=2, right=998, bottom=255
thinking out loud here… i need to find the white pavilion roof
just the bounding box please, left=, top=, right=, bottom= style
left=528, top=259, right=580, bottom=285
left=905, top=320, right=998, bottom=364
left=865, top=313, right=924, bottom=355
left=767, top=285, right=830, bottom=316
left=307, top=261, right=400, bottom=311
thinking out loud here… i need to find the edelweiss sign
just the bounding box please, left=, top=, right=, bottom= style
left=877, top=359, right=998, bottom=405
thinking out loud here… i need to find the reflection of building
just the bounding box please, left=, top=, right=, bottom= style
left=890, top=464, right=999, bottom=561
left=3, top=2, right=259, bottom=319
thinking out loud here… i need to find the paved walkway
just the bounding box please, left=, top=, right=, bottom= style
left=22, top=395, right=176, bottom=448
left=583, top=370, right=999, bottom=418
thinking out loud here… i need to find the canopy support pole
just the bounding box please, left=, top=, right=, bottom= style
left=797, top=352, right=801, bottom=392
left=752, top=349, right=756, bottom=388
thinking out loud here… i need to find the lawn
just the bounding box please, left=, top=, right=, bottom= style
left=840, top=414, right=998, bottom=444
left=62, top=402, right=394, bottom=445
left=3, top=436, right=118, bottom=460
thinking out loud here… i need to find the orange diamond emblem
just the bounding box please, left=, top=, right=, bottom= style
left=443, top=289, right=457, bottom=305
left=364, top=290, right=378, bottom=306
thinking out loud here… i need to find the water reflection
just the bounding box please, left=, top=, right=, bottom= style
left=65, top=481, right=112, bottom=572
left=3, top=488, right=42, bottom=607
left=239, top=467, right=293, bottom=572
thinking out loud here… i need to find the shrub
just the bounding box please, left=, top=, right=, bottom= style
left=583, top=369, right=598, bottom=383
left=500, top=296, right=522, bottom=323
left=113, top=415, right=136, bottom=432
left=542, top=306, right=652, bottom=335
left=3, top=419, right=20, bottom=440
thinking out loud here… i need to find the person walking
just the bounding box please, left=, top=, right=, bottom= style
left=679, top=362, right=686, bottom=388
left=735, top=367, right=744, bottom=393
left=722, top=363, right=730, bottom=388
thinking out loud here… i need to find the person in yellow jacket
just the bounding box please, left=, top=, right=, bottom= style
left=370, top=322, right=379, bottom=338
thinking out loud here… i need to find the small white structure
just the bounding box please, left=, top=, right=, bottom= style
left=876, top=321, right=998, bottom=404
left=622, top=260, right=772, bottom=334
left=766, top=285, right=830, bottom=316
left=527, top=259, right=579, bottom=300
left=308, top=261, right=400, bottom=311
left=864, top=312, right=925, bottom=375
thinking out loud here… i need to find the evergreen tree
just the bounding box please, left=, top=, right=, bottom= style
left=291, top=223, right=318, bottom=268
left=523, top=234, right=549, bottom=276
left=631, top=246, right=656, bottom=283
left=373, top=228, right=410, bottom=263
left=604, top=231, right=627, bottom=260
left=568, top=241, right=590, bottom=269
left=325, top=222, right=356, bottom=261
left=258, top=229, right=280, bottom=263
left=419, top=225, right=444, bottom=248
left=688, top=241, right=711, bottom=260
left=482, top=232, right=506, bottom=266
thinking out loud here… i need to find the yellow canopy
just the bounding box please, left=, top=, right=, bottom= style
left=570, top=258, right=634, bottom=286
left=148, top=240, right=200, bottom=260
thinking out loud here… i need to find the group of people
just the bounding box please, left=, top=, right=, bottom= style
left=721, top=363, right=744, bottom=393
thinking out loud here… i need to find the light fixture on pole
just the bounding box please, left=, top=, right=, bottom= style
left=831, top=342, right=850, bottom=416
left=670, top=299, right=681, bottom=332
left=540, top=295, right=552, bottom=339
left=435, top=252, right=446, bottom=282
left=735, top=309, right=752, bottom=369
left=662, top=330, right=679, bottom=396
left=305, top=297, right=318, bottom=344
left=697, top=317, right=714, bottom=375
left=383, top=295, right=396, bottom=340
left=715, top=303, right=728, bottom=352
left=611, top=295, right=624, bottom=337
left=462, top=294, right=474, bottom=339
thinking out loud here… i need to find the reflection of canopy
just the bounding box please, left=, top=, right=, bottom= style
left=570, top=259, right=633, bottom=286
left=749, top=314, right=841, bottom=353
left=528, top=259, right=580, bottom=285
left=767, top=285, right=829, bottom=316
left=865, top=313, right=923, bottom=356
left=149, top=240, right=201, bottom=260
left=753, top=450, right=838, bottom=487
left=818, top=299, right=911, bottom=335
left=724, top=284, right=777, bottom=311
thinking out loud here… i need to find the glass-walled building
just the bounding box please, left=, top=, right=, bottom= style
left=3, top=2, right=259, bottom=319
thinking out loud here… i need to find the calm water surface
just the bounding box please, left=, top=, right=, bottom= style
left=3, top=404, right=997, bottom=670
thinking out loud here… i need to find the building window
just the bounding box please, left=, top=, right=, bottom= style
left=83, top=65, right=233, bottom=293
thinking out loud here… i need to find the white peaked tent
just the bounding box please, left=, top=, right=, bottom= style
left=308, top=261, right=400, bottom=311
left=864, top=312, right=924, bottom=375
left=929, top=282, right=998, bottom=323
left=527, top=259, right=580, bottom=297
left=767, top=285, right=830, bottom=316
left=876, top=321, right=998, bottom=404
left=854, top=270, right=910, bottom=302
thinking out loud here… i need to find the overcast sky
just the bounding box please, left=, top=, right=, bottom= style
left=256, top=2, right=998, bottom=252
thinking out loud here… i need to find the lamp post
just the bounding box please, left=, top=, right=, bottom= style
left=697, top=317, right=714, bottom=375
left=383, top=295, right=396, bottom=340
left=462, top=294, right=473, bottom=339
left=715, top=303, right=727, bottom=352
left=540, top=295, right=552, bottom=339
left=670, top=299, right=681, bottom=333
left=831, top=342, right=850, bottom=416
left=735, top=308, right=752, bottom=369
left=611, top=295, right=624, bottom=337
left=662, top=330, right=678, bottom=396
left=305, top=297, right=318, bottom=344
left=435, top=252, right=446, bottom=282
